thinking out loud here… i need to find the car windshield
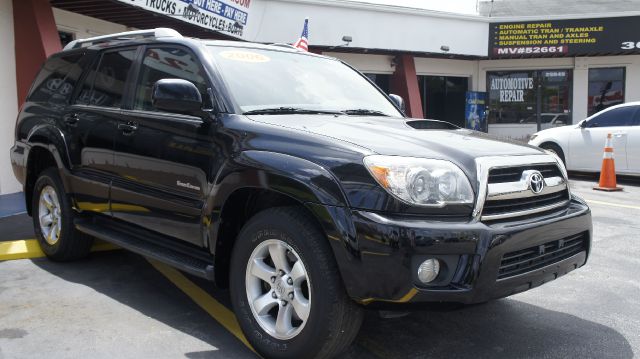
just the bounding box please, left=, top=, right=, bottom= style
left=207, top=46, right=402, bottom=117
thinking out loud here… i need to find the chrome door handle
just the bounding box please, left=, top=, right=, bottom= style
left=613, top=132, right=627, bottom=137
left=118, top=122, right=138, bottom=135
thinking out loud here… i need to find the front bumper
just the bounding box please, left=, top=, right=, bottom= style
left=348, top=196, right=592, bottom=305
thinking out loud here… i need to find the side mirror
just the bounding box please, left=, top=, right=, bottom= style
left=152, top=79, right=203, bottom=116
left=388, top=94, right=406, bottom=114
left=579, top=120, right=588, bottom=129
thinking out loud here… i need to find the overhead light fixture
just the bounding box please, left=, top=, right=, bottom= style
left=328, top=35, right=353, bottom=50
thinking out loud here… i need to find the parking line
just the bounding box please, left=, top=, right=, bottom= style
left=584, top=198, right=640, bottom=210
left=147, top=259, right=256, bottom=354
left=0, top=239, right=119, bottom=261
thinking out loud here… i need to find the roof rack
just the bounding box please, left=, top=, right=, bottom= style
left=63, top=28, right=182, bottom=51
left=269, top=43, right=300, bottom=50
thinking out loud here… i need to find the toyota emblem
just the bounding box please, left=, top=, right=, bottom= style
left=528, top=171, right=545, bottom=194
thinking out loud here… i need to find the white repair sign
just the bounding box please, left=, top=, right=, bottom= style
left=115, top=0, right=252, bottom=38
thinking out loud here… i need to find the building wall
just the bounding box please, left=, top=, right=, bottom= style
left=478, top=55, right=640, bottom=123
left=322, top=52, right=395, bottom=74
left=248, top=0, right=489, bottom=57
left=414, top=57, right=479, bottom=89
left=323, top=53, right=480, bottom=89
left=53, top=8, right=129, bottom=40
left=0, top=0, right=20, bottom=195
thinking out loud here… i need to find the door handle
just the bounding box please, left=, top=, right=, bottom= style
left=63, top=113, right=79, bottom=126
left=613, top=132, right=627, bottom=137
left=118, top=122, right=138, bottom=135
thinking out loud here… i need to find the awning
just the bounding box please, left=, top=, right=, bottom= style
left=50, top=0, right=239, bottom=40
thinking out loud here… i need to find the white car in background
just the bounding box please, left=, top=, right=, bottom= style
left=528, top=102, right=640, bottom=176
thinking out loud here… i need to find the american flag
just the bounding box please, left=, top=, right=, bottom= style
left=293, top=18, right=309, bottom=51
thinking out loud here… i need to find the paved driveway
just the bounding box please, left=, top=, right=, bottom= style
left=1, top=177, right=639, bottom=358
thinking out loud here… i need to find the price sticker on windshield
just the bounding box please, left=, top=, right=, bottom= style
left=220, top=51, right=270, bottom=63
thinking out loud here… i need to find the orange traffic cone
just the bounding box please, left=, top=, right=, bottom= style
left=593, top=133, right=623, bottom=192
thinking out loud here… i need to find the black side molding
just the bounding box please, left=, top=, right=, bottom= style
left=75, top=219, right=215, bottom=281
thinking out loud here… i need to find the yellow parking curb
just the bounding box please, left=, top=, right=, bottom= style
left=0, top=239, right=119, bottom=261
left=147, top=259, right=256, bottom=353
left=0, top=239, right=45, bottom=260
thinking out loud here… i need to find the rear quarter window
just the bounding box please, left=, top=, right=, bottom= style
left=27, top=53, right=85, bottom=105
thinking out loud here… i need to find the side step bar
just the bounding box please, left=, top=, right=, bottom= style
left=75, top=220, right=215, bottom=281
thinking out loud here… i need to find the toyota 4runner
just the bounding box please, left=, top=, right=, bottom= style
left=10, top=28, right=592, bottom=359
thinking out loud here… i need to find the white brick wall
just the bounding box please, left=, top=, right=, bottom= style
left=0, top=0, right=20, bottom=195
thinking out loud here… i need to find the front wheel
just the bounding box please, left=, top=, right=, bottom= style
left=230, top=207, right=363, bottom=359
left=32, top=168, right=93, bottom=261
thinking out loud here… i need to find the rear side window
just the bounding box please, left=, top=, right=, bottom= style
left=133, top=47, right=210, bottom=112
left=76, top=49, right=136, bottom=108
left=27, top=54, right=84, bottom=104
left=588, top=106, right=638, bottom=127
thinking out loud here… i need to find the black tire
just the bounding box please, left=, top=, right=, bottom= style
left=229, top=207, right=363, bottom=359
left=32, top=167, right=93, bottom=261
left=540, top=142, right=566, bottom=166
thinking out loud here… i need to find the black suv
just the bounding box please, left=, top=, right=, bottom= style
left=10, top=28, right=592, bottom=359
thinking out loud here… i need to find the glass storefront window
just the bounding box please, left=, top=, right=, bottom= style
left=588, top=67, right=625, bottom=116
left=487, top=71, right=538, bottom=124
left=486, top=69, right=572, bottom=141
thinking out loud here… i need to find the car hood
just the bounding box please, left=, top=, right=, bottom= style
left=247, top=115, right=544, bottom=169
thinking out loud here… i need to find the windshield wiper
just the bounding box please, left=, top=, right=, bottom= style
left=243, top=107, right=343, bottom=115
left=342, top=109, right=389, bottom=116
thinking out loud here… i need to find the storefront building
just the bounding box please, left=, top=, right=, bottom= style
left=2, top=0, right=640, bottom=194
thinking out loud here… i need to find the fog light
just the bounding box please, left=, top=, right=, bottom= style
left=417, top=259, right=440, bottom=283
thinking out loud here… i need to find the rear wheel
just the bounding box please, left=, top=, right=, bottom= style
left=540, top=142, right=566, bottom=166
left=32, top=168, right=93, bottom=261
left=229, top=207, right=363, bottom=359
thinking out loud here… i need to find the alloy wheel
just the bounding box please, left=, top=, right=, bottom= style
left=38, top=185, right=62, bottom=245
left=245, top=239, right=311, bottom=340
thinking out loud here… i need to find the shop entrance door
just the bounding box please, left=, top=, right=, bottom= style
left=418, top=76, right=469, bottom=127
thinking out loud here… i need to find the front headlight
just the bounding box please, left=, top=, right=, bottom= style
left=363, top=155, right=474, bottom=207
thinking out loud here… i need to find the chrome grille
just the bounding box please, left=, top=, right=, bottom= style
left=483, top=190, right=570, bottom=218
left=474, top=156, right=570, bottom=222
left=488, top=164, right=563, bottom=183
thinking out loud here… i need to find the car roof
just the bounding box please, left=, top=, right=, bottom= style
left=198, top=39, right=332, bottom=59
left=58, top=28, right=335, bottom=63
left=608, top=101, right=640, bottom=108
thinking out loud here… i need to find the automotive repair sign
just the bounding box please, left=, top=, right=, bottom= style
left=117, top=0, right=251, bottom=38
left=489, top=16, right=640, bottom=58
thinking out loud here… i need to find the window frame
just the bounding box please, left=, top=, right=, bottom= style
left=129, top=44, right=214, bottom=114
